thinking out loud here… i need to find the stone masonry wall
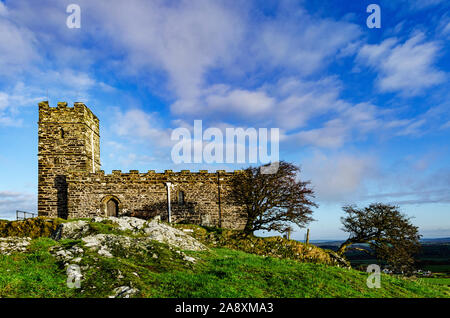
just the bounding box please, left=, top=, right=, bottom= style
left=38, top=101, right=101, bottom=218
left=38, top=101, right=247, bottom=230
left=66, top=170, right=247, bottom=230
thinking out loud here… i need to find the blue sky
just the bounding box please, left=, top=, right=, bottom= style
left=0, top=0, right=449, bottom=240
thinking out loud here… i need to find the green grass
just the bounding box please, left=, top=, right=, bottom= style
left=419, top=277, right=450, bottom=286
left=0, top=238, right=448, bottom=298
left=0, top=238, right=75, bottom=298
left=148, top=248, right=449, bottom=298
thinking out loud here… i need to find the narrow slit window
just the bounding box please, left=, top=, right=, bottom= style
left=178, top=191, right=185, bottom=205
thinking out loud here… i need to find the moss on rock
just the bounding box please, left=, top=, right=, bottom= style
left=0, top=217, right=65, bottom=238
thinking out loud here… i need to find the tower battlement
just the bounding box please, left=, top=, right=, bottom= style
left=38, top=101, right=99, bottom=135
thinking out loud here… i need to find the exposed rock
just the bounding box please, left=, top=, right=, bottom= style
left=105, top=216, right=148, bottom=232
left=142, top=218, right=206, bottom=251
left=183, top=256, right=196, bottom=263
left=327, top=250, right=351, bottom=269
left=0, top=237, right=31, bottom=255
left=81, top=234, right=127, bottom=258
left=102, top=216, right=207, bottom=251
left=50, top=243, right=84, bottom=263
left=81, top=231, right=203, bottom=259
left=53, top=216, right=207, bottom=251
left=82, top=233, right=146, bottom=258
left=52, top=220, right=90, bottom=240
left=109, top=286, right=139, bottom=298
left=97, top=246, right=113, bottom=258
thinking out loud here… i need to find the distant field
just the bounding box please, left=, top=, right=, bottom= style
left=315, top=242, right=450, bottom=275
left=422, top=265, right=450, bottom=273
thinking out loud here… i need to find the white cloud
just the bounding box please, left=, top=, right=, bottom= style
left=385, top=100, right=450, bottom=136
left=172, top=76, right=348, bottom=132
left=443, top=22, right=450, bottom=36
left=256, top=12, right=361, bottom=75
left=0, top=83, right=45, bottom=127
left=0, top=92, right=9, bottom=111
left=357, top=33, right=446, bottom=96
left=79, top=0, right=245, bottom=101
left=172, top=84, right=276, bottom=120
left=302, top=150, right=450, bottom=206
left=273, top=77, right=346, bottom=130
left=285, top=102, right=381, bottom=149
left=360, top=150, right=450, bottom=206
left=54, top=0, right=362, bottom=123
left=294, top=120, right=349, bottom=149
left=0, top=0, right=366, bottom=137
left=113, top=108, right=173, bottom=148
left=0, top=191, right=36, bottom=219
left=0, top=13, right=38, bottom=75
left=302, top=152, right=377, bottom=203
left=0, top=2, right=7, bottom=16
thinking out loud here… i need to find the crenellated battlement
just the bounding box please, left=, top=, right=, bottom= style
left=67, top=169, right=243, bottom=183
left=38, top=101, right=99, bottom=135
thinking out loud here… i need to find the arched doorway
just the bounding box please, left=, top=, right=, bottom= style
left=106, top=198, right=118, bottom=217
left=101, top=195, right=121, bottom=217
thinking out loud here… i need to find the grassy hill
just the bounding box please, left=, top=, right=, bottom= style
left=0, top=218, right=449, bottom=298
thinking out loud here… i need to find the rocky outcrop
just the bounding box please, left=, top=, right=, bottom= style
left=46, top=217, right=202, bottom=298
left=81, top=234, right=135, bottom=258
left=50, top=244, right=85, bottom=266
left=79, top=233, right=198, bottom=264
left=142, top=218, right=206, bottom=251
left=109, top=286, right=139, bottom=298
left=91, top=216, right=147, bottom=233
left=326, top=250, right=351, bottom=269
left=52, top=220, right=90, bottom=240
left=53, top=216, right=207, bottom=252
left=0, top=237, right=31, bottom=255
left=47, top=216, right=206, bottom=273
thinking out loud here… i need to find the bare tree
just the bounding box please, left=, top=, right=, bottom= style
left=338, top=203, right=421, bottom=272
left=229, top=161, right=317, bottom=235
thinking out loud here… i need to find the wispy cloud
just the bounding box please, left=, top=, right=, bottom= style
left=357, top=33, right=446, bottom=96
left=301, top=152, right=377, bottom=203
left=0, top=190, right=36, bottom=219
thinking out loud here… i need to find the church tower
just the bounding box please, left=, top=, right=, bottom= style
left=37, top=101, right=100, bottom=218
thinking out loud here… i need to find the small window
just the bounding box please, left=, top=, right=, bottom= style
left=60, top=128, right=65, bottom=139
left=178, top=191, right=185, bottom=205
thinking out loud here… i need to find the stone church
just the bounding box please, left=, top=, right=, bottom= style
left=37, top=101, right=247, bottom=229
